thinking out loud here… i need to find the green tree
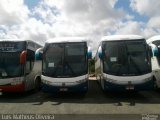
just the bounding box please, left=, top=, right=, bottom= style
left=88, top=58, right=95, bottom=75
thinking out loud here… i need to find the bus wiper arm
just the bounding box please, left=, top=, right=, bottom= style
left=65, top=61, right=75, bottom=75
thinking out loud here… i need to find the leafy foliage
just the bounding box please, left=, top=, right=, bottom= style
left=89, top=58, right=95, bottom=74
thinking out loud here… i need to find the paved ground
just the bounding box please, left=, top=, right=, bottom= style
left=0, top=78, right=160, bottom=119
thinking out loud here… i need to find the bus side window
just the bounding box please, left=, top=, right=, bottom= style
left=25, top=49, right=35, bottom=75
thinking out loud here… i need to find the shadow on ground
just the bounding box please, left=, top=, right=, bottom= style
left=0, top=80, right=160, bottom=106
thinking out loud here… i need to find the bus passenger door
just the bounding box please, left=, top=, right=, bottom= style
left=25, top=49, right=35, bottom=91
left=152, top=56, right=160, bottom=87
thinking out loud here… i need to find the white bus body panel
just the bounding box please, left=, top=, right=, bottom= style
left=103, top=73, right=152, bottom=85
left=147, top=36, right=160, bottom=88
left=42, top=74, right=88, bottom=87
left=0, top=77, right=23, bottom=86
left=25, top=61, right=42, bottom=91
left=146, top=35, right=160, bottom=44
left=147, top=35, right=160, bottom=88
left=151, top=57, right=160, bottom=87
left=46, top=37, right=90, bottom=44
left=101, top=35, right=144, bottom=42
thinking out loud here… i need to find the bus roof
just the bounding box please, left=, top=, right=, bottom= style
left=46, top=37, right=89, bottom=44
left=0, top=39, right=42, bottom=46
left=101, top=35, right=144, bottom=42
left=0, top=39, right=31, bottom=42
left=146, top=35, right=160, bottom=44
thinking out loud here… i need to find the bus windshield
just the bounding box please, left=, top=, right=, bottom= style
left=43, top=42, right=87, bottom=77
left=0, top=52, right=22, bottom=78
left=102, top=40, right=151, bottom=76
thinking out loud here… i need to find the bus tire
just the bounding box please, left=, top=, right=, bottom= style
left=153, top=76, right=160, bottom=92
left=100, top=77, right=105, bottom=91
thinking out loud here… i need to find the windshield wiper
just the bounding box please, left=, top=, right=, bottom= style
left=64, top=61, right=75, bottom=75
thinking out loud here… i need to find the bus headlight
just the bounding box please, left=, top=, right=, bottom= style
left=144, top=77, right=152, bottom=82
left=76, top=79, right=87, bottom=83
left=11, top=78, right=23, bottom=85
left=105, top=77, right=117, bottom=83
left=42, top=79, right=52, bottom=85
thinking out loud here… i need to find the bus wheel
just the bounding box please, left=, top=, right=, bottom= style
left=100, top=77, right=105, bottom=91
left=153, top=77, right=160, bottom=91
left=154, top=81, right=160, bottom=92
left=34, top=77, right=41, bottom=91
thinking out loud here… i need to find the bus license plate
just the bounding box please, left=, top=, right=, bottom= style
left=60, top=88, right=68, bottom=92
left=126, top=85, right=134, bottom=90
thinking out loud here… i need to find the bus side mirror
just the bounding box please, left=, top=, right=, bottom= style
left=35, top=48, right=43, bottom=60
left=98, top=46, right=103, bottom=59
left=87, top=46, right=92, bottom=59
left=20, top=51, right=27, bottom=64
left=150, top=44, right=158, bottom=57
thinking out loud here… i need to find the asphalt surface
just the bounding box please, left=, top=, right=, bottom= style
left=0, top=78, right=160, bottom=120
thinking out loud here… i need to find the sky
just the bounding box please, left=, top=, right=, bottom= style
left=0, top=0, right=160, bottom=52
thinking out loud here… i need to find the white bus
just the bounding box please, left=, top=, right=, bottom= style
left=147, top=35, right=160, bottom=89
left=95, top=35, right=154, bottom=91
left=0, top=40, right=42, bottom=93
left=41, top=37, right=92, bottom=93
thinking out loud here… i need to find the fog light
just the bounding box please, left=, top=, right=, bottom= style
left=42, top=79, right=52, bottom=85
left=144, top=77, right=152, bottom=82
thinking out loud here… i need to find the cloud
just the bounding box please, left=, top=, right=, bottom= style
left=61, top=0, right=123, bottom=23
left=0, top=0, right=29, bottom=25
left=30, top=0, right=126, bottom=51
left=0, top=18, right=53, bottom=45
left=130, top=0, right=160, bottom=17
left=0, top=0, right=53, bottom=45
left=143, top=28, right=160, bottom=38
left=0, top=0, right=159, bottom=51
left=0, top=0, right=126, bottom=47
left=147, top=16, right=160, bottom=28
left=130, top=0, right=160, bottom=38
left=115, top=21, right=143, bottom=35
left=0, top=0, right=150, bottom=53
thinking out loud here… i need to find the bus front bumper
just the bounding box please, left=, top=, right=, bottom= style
left=42, top=81, right=88, bottom=93
left=0, top=83, right=25, bottom=92
left=103, top=79, right=154, bottom=92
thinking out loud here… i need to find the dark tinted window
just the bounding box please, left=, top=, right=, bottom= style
left=102, top=40, right=151, bottom=76
left=0, top=41, right=26, bottom=52
left=152, top=41, right=160, bottom=47
left=43, top=42, right=87, bottom=77
left=0, top=52, right=22, bottom=78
